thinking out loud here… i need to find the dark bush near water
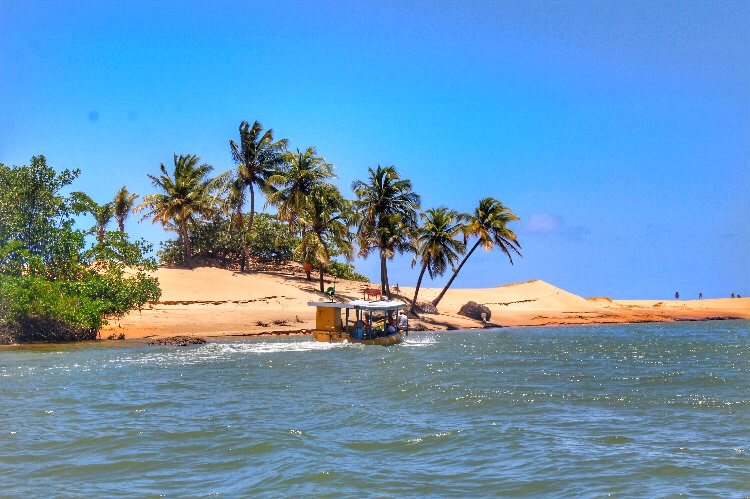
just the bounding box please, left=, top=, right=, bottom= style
left=1, top=317, right=96, bottom=344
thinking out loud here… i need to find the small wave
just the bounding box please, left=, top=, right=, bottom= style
left=202, top=340, right=347, bottom=355
left=403, top=334, right=438, bottom=347
left=593, top=435, right=634, bottom=444
left=114, top=339, right=346, bottom=365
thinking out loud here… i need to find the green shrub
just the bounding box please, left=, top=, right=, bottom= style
left=326, top=261, right=370, bottom=282
left=157, top=213, right=299, bottom=266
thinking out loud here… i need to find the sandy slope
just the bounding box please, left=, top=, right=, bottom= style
left=101, top=265, right=750, bottom=339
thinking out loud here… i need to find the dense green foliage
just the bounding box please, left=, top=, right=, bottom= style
left=157, top=213, right=299, bottom=266
left=0, top=156, right=161, bottom=344
left=325, top=261, right=369, bottom=282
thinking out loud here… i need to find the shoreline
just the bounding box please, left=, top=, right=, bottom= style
left=94, top=266, right=749, bottom=342
left=8, top=316, right=743, bottom=348
left=4, top=265, right=747, bottom=345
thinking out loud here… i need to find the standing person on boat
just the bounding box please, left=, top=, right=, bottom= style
left=398, top=310, right=409, bottom=334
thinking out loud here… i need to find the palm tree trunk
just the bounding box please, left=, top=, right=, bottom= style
left=248, top=184, right=256, bottom=232
left=431, top=239, right=481, bottom=308
left=181, top=219, right=191, bottom=268
left=243, top=185, right=256, bottom=273
left=411, top=261, right=428, bottom=314
left=380, top=253, right=389, bottom=298
left=118, top=218, right=125, bottom=232
left=235, top=207, right=246, bottom=272
left=230, top=209, right=243, bottom=271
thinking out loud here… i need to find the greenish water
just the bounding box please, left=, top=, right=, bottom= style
left=1, top=321, right=748, bottom=498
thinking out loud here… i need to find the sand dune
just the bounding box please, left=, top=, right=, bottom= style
left=101, top=265, right=750, bottom=340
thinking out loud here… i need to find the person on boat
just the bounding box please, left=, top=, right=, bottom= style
left=353, top=320, right=366, bottom=340
left=386, top=315, right=397, bottom=335
left=398, top=310, right=408, bottom=334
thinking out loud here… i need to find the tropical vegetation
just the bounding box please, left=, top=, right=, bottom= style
left=352, top=165, right=421, bottom=298
left=135, top=154, right=229, bottom=267
left=140, top=123, right=519, bottom=309
left=296, top=183, right=356, bottom=291
left=0, top=156, right=161, bottom=344
left=157, top=212, right=298, bottom=266
left=228, top=120, right=288, bottom=271
left=113, top=186, right=138, bottom=232
left=3, top=119, right=522, bottom=342
left=266, top=147, right=335, bottom=226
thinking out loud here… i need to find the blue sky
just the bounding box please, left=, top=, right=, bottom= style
left=1, top=0, right=748, bottom=299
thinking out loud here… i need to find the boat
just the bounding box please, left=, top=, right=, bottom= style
left=308, top=299, right=407, bottom=346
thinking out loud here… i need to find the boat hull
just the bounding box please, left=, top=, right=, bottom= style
left=312, top=329, right=402, bottom=346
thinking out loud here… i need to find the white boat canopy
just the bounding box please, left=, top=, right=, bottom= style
left=307, top=300, right=406, bottom=311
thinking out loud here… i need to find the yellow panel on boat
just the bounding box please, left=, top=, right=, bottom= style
left=316, top=306, right=342, bottom=331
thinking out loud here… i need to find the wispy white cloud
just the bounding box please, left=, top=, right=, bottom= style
left=523, top=213, right=565, bottom=234
left=521, top=212, right=589, bottom=242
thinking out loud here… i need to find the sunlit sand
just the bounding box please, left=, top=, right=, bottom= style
left=101, top=265, right=750, bottom=340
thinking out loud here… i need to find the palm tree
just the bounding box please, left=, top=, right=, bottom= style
left=92, top=202, right=115, bottom=244
left=352, top=165, right=420, bottom=298
left=112, top=186, right=138, bottom=232
left=135, top=154, right=229, bottom=267
left=70, top=192, right=114, bottom=244
left=297, top=184, right=356, bottom=292
left=431, top=197, right=521, bottom=308
left=266, top=147, right=337, bottom=275
left=410, top=207, right=465, bottom=313
left=228, top=120, right=288, bottom=271
left=266, top=147, right=336, bottom=225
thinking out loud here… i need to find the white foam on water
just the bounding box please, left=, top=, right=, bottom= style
left=111, top=338, right=348, bottom=366
left=402, top=334, right=438, bottom=347
left=204, top=339, right=347, bottom=355
left=115, top=335, right=441, bottom=367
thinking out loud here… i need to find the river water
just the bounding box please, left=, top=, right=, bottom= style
left=1, top=320, right=748, bottom=498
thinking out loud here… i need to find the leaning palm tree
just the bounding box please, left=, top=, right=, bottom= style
left=112, top=186, right=138, bottom=232
left=431, top=197, right=521, bottom=308
left=410, top=207, right=465, bottom=314
left=135, top=154, right=229, bottom=267
left=352, top=165, right=420, bottom=298
left=228, top=120, right=288, bottom=271
left=297, top=184, right=356, bottom=292
left=266, top=147, right=336, bottom=226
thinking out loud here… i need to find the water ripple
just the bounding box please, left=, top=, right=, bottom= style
left=1, top=320, right=748, bottom=497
